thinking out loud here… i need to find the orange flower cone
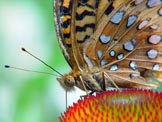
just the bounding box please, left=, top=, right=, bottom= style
left=60, top=89, right=162, bottom=122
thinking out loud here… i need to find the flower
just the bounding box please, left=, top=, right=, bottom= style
left=60, top=89, right=162, bottom=122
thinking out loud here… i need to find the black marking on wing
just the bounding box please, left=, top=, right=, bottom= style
left=76, top=10, right=96, bottom=20
left=104, top=2, right=114, bottom=15
left=61, top=18, right=71, bottom=28
left=76, top=23, right=95, bottom=32
left=77, top=35, right=91, bottom=43
left=79, top=0, right=99, bottom=9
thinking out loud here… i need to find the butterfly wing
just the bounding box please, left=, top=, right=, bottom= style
left=85, top=0, right=162, bottom=88
left=54, top=0, right=76, bottom=69
left=54, top=0, right=102, bottom=71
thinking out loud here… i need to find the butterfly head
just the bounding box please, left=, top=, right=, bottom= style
left=57, top=75, right=75, bottom=91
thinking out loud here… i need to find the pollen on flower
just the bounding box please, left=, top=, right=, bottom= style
left=59, top=89, right=162, bottom=122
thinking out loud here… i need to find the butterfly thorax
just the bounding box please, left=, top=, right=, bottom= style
left=57, top=68, right=105, bottom=92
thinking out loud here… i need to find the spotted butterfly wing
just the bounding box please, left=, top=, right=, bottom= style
left=54, top=0, right=99, bottom=71
left=54, top=0, right=162, bottom=92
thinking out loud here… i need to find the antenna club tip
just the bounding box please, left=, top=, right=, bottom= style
left=21, top=48, right=26, bottom=51
left=4, top=65, right=10, bottom=68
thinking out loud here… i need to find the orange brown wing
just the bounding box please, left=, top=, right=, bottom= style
left=54, top=0, right=103, bottom=71
left=54, top=0, right=127, bottom=71
left=85, top=0, right=162, bottom=87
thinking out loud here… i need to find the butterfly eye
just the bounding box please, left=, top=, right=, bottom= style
left=64, top=76, right=75, bottom=87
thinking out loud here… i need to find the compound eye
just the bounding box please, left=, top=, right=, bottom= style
left=64, top=76, right=75, bottom=87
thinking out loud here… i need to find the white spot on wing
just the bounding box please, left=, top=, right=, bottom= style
left=152, top=64, right=161, bottom=71
left=97, top=50, right=102, bottom=59
left=110, top=11, right=125, bottom=24
left=101, top=59, right=108, bottom=66
left=110, top=50, right=116, bottom=57
left=147, top=0, right=162, bottom=7
left=138, top=18, right=150, bottom=29
left=117, top=53, right=124, bottom=60
left=147, top=49, right=158, bottom=59
left=123, top=41, right=134, bottom=51
left=109, top=64, right=118, bottom=71
left=148, top=35, right=162, bottom=44
left=150, top=24, right=159, bottom=30
left=129, top=61, right=137, bottom=70
left=84, top=55, right=93, bottom=68
left=100, top=34, right=110, bottom=44
left=159, top=8, right=162, bottom=15
left=135, top=0, right=144, bottom=5
left=127, top=15, right=137, bottom=27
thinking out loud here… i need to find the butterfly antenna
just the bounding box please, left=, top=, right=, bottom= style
left=20, top=47, right=63, bottom=76
left=4, top=65, right=60, bottom=77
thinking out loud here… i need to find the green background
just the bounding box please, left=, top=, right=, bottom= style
left=0, top=0, right=84, bottom=122
left=0, top=0, right=162, bottom=122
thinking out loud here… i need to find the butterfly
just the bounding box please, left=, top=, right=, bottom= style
left=54, top=0, right=162, bottom=93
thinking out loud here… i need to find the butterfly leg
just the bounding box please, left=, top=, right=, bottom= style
left=102, top=72, right=106, bottom=91
left=79, top=90, right=96, bottom=100
left=103, top=72, right=120, bottom=91
left=79, top=75, right=89, bottom=95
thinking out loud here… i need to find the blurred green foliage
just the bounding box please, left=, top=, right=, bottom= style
left=0, top=0, right=70, bottom=122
